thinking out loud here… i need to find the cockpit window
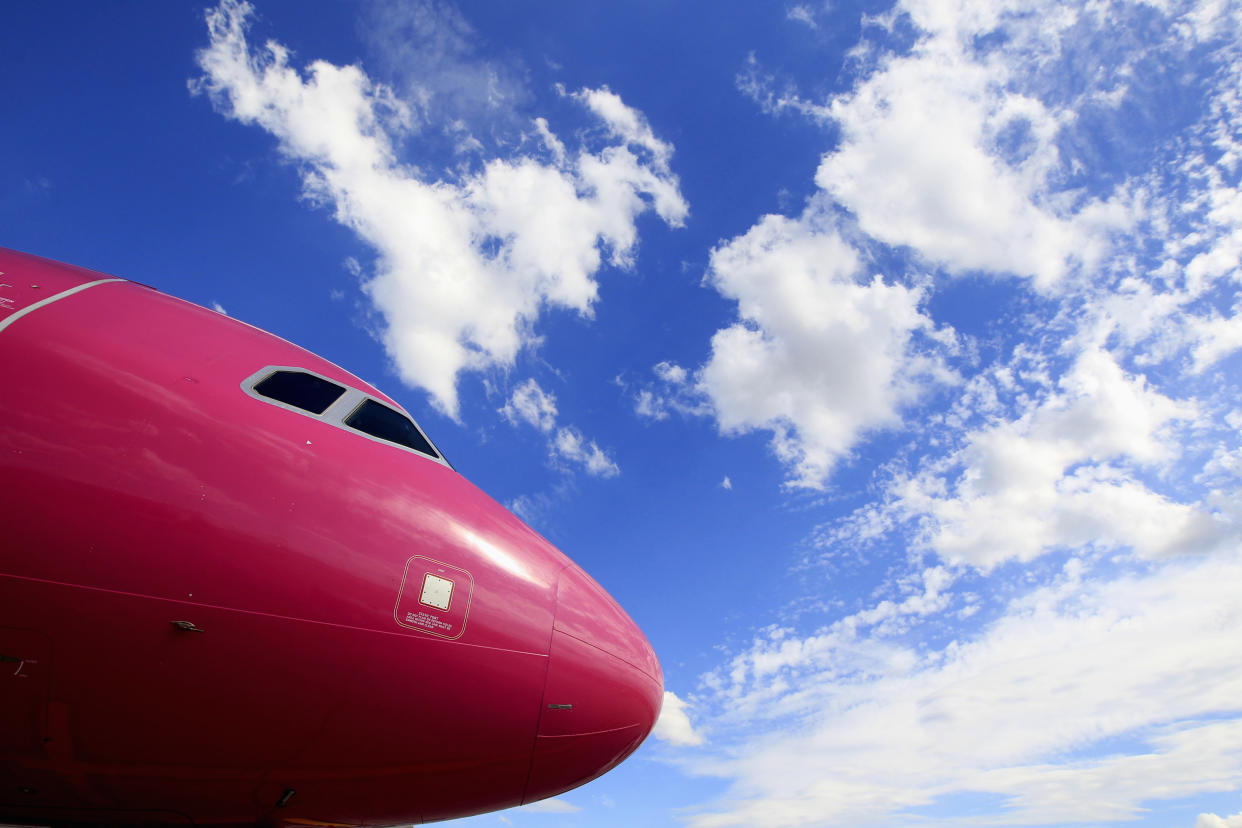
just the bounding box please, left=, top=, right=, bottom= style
left=344, top=398, right=440, bottom=460
left=243, top=366, right=450, bottom=468
left=254, top=370, right=346, bottom=415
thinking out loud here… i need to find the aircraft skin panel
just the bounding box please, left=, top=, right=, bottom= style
left=0, top=248, right=662, bottom=827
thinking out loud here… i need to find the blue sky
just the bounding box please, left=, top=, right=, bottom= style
left=5, top=1, right=1242, bottom=826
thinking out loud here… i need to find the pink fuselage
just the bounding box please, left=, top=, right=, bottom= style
left=0, top=248, right=662, bottom=827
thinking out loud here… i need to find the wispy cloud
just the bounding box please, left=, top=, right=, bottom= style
left=520, top=797, right=582, bottom=814
left=686, top=552, right=1242, bottom=827
left=786, top=5, right=819, bottom=30
left=357, top=0, right=530, bottom=149
left=501, top=378, right=619, bottom=478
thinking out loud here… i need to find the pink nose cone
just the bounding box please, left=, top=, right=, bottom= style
left=523, top=566, right=663, bottom=804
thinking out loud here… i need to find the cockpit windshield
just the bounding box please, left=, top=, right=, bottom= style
left=243, top=366, right=448, bottom=467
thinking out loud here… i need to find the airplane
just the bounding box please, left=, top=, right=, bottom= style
left=0, top=247, right=662, bottom=826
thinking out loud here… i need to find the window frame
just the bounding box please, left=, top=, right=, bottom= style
left=241, top=366, right=450, bottom=468
left=341, top=397, right=441, bottom=460
left=251, top=368, right=347, bottom=415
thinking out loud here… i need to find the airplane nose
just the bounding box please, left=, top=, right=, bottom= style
left=524, top=565, right=663, bottom=804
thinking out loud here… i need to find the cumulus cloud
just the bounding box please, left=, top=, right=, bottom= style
left=638, top=202, right=956, bottom=488
left=704, top=0, right=1242, bottom=491
left=688, top=552, right=1242, bottom=827
left=739, top=3, right=1136, bottom=289
left=192, top=0, right=686, bottom=419
left=695, top=205, right=953, bottom=489
left=898, top=349, right=1232, bottom=569
left=689, top=0, right=1153, bottom=491
left=501, top=378, right=619, bottom=478
left=1198, top=813, right=1242, bottom=828
left=816, top=45, right=1097, bottom=288
left=653, top=690, right=705, bottom=747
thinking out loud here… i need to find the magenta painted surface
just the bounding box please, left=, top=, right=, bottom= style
left=0, top=249, right=116, bottom=325
left=0, top=248, right=662, bottom=827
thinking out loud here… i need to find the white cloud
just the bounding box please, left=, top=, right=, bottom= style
left=501, top=379, right=619, bottom=478
left=633, top=360, right=713, bottom=422
left=898, top=349, right=1232, bottom=569
left=680, top=3, right=1242, bottom=827
left=552, top=427, right=620, bottom=478
left=640, top=201, right=957, bottom=488
left=721, top=476, right=732, bottom=490
left=1075, top=35, right=1242, bottom=368
left=703, top=565, right=955, bottom=726
left=573, top=87, right=677, bottom=176
left=1191, top=305, right=1242, bottom=371
left=653, top=690, right=705, bottom=747
left=820, top=68, right=1083, bottom=288
left=653, top=360, right=688, bottom=384
left=520, top=797, right=582, bottom=814
left=696, top=206, right=952, bottom=489
left=1184, top=176, right=1242, bottom=368
left=716, top=0, right=1242, bottom=492
left=193, top=0, right=686, bottom=419
left=786, top=5, right=819, bottom=29
left=634, top=389, right=669, bottom=421
left=500, top=377, right=558, bottom=433
left=744, top=0, right=1154, bottom=291
left=1197, top=812, right=1242, bottom=828
left=1185, top=172, right=1242, bottom=289
left=701, top=0, right=1159, bottom=491
left=358, top=0, right=530, bottom=145
left=687, top=551, right=1242, bottom=827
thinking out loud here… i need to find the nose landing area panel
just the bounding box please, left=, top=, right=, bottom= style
left=394, top=556, right=473, bottom=639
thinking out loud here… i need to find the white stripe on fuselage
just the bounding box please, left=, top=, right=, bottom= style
left=0, top=278, right=123, bottom=335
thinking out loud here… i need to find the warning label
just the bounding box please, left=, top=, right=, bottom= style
left=404, top=610, right=453, bottom=632
left=394, top=556, right=473, bottom=639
